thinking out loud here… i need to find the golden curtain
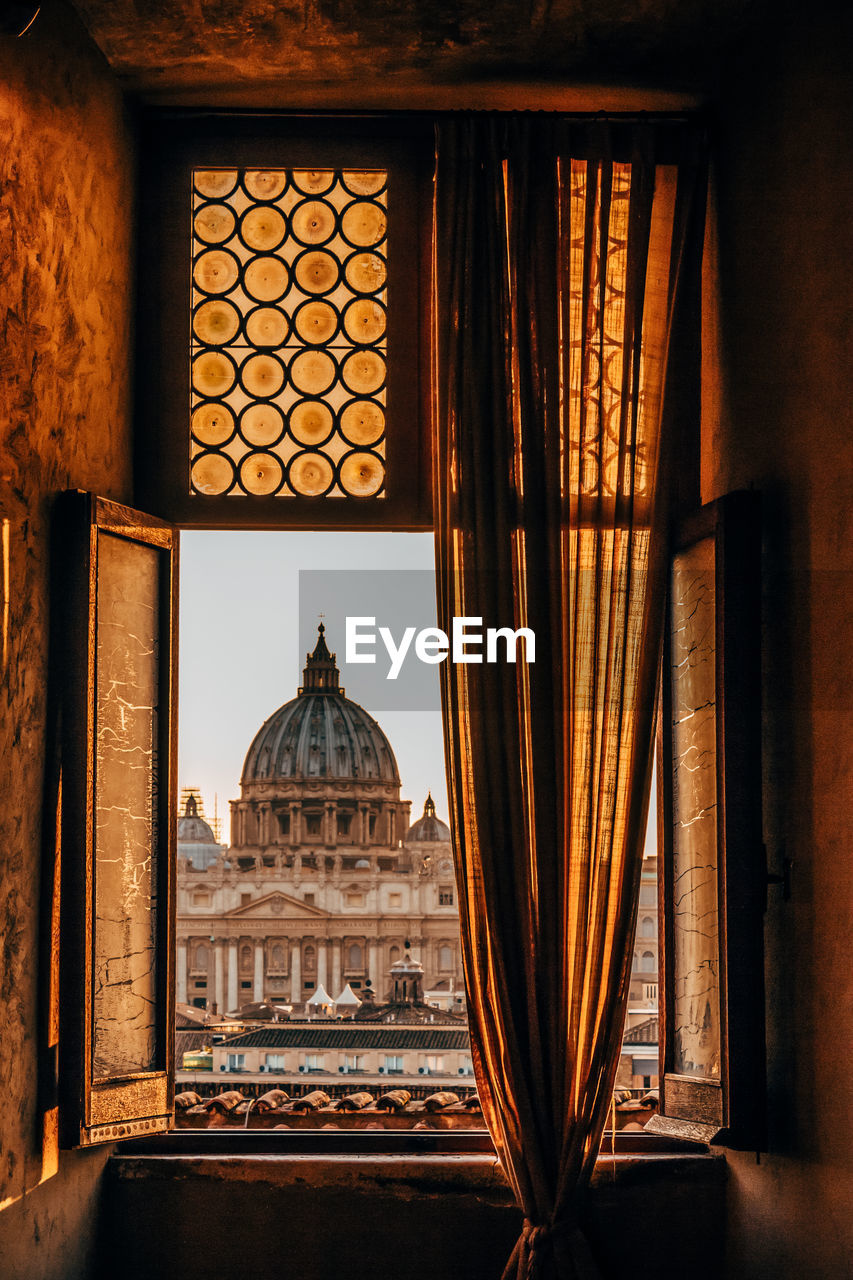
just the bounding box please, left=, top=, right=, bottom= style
left=432, top=116, right=707, bottom=1278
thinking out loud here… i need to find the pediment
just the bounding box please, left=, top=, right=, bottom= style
left=225, top=891, right=329, bottom=919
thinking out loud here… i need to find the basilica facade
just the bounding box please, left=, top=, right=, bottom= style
left=176, top=626, right=461, bottom=1014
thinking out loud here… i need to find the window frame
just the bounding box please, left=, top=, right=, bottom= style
left=135, top=112, right=434, bottom=531
left=651, top=490, right=766, bottom=1150
left=62, top=110, right=727, bottom=1159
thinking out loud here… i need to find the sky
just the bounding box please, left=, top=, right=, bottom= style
left=178, top=530, right=447, bottom=843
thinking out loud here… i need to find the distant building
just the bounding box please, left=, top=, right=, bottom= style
left=617, top=854, right=659, bottom=1090
left=176, top=625, right=463, bottom=1016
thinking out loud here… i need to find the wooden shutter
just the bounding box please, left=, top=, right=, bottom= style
left=58, top=492, right=178, bottom=1146
left=649, top=490, right=766, bottom=1149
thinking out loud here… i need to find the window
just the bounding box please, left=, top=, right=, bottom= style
left=138, top=116, right=431, bottom=529
left=342, top=1054, right=364, bottom=1072
left=337, top=812, right=352, bottom=835
left=388, top=892, right=402, bottom=908
left=278, top=813, right=290, bottom=836
left=70, top=115, right=720, bottom=1152
left=227, top=1053, right=246, bottom=1071
left=303, top=1054, right=325, bottom=1072
left=265, top=1054, right=286, bottom=1072
left=640, top=952, right=655, bottom=973
left=422, top=1055, right=444, bottom=1075
left=382, top=1055, right=403, bottom=1074
left=641, top=916, right=655, bottom=937
left=346, top=942, right=363, bottom=971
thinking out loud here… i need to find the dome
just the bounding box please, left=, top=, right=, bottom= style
left=241, top=625, right=400, bottom=785
left=406, top=793, right=450, bottom=843
left=177, top=792, right=223, bottom=869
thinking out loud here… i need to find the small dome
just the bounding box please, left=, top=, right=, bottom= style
left=406, top=793, right=450, bottom=843
left=177, top=792, right=223, bottom=870
left=241, top=625, right=400, bottom=785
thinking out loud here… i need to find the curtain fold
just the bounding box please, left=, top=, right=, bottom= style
left=432, top=115, right=707, bottom=1279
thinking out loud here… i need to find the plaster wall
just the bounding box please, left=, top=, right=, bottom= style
left=0, top=3, right=136, bottom=1276
left=706, top=6, right=853, bottom=1277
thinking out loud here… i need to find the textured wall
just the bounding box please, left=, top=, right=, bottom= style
left=0, top=1, right=135, bottom=1276
left=706, top=3, right=853, bottom=1276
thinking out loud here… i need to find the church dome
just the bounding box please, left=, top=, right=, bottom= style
left=406, top=794, right=450, bottom=843
left=241, top=625, right=400, bottom=785
left=177, top=792, right=223, bottom=869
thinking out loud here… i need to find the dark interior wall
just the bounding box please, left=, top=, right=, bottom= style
left=707, top=5, right=853, bottom=1276
left=0, top=3, right=135, bottom=1277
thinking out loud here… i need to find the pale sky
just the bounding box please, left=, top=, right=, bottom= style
left=178, top=530, right=447, bottom=843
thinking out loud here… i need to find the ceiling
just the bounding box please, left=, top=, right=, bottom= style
left=66, top=0, right=773, bottom=107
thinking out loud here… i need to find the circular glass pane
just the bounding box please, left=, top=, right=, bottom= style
left=339, top=450, right=384, bottom=497
left=291, top=170, right=335, bottom=195
left=290, top=350, right=337, bottom=395
left=240, top=205, right=287, bottom=252
left=194, top=170, right=238, bottom=198
left=340, top=349, right=385, bottom=395
left=194, top=203, right=236, bottom=245
left=243, top=255, right=289, bottom=302
left=241, top=403, right=285, bottom=447
left=344, top=251, right=386, bottom=293
left=193, top=299, right=240, bottom=345
left=290, top=199, right=336, bottom=246
left=289, top=452, right=334, bottom=496
left=191, top=451, right=234, bottom=494
left=293, top=249, right=340, bottom=295
left=342, top=298, right=386, bottom=344
left=243, top=170, right=287, bottom=200
left=192, top=350, right=236, bottom=397
left=192, top=402, right=235, bottom=447
left=245, top=306, right=289, bottom=348
left=193, top=249, right=239, bottom=295
left=240, top=353, right=285, bottom=398
left=340, top=200, right=386, bottom=248
left=341, top=171, right=386, bottom=197
left=293, top=300, right=339, bottom=345
left=289, top=400, right=334, bottom=446
left=339, top=399, right=384, bottom=446
left=240, top=451, right=283, bottom=495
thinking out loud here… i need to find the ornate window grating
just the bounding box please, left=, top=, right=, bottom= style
left=190, top=167, right=388, bottom=500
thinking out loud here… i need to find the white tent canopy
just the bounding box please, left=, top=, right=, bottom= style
left=306, top=984, right=333, bottom=1007
left=333, top=983, right=362, bottom=1007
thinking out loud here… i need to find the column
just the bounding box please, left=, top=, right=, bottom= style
left=330, top=938, right=342, bottom=997
left=253, top=939, right=264, bottom=1002
left=227, top=940, right=238, bottom=1011
left=213, top=940, right=225, bottom=1015
left=176, top=939, right=187, bottom=1004
left=368, top=939, right=381, bottom=992
left=359, top=803, right=369, bottom=846
left=290, top=938, right=302, bottom=1003
left=290, top=802, right=301, bottom=845
left=317, top=940, right=328, bottom=990
left=324, top=801, right=336, bottom=846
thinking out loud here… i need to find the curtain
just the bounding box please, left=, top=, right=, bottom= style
left=432, top=116, right=707, bottom=1279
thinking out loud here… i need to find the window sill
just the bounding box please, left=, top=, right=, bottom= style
left=104, top=1133, right=726, bottom=1280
